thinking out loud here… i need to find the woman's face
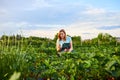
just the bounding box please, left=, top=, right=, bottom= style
left=60, top=31, right=65, bottom=39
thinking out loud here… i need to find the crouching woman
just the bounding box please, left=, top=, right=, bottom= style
left=56, top=29, right=73, bottom=54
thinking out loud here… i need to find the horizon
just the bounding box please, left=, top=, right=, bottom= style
left=0, top=0, right=120, bottom=40
left=0, top=32, right=119, bottom=41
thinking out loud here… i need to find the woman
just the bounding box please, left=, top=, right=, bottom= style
left=56, top=29, right=73, bottom=53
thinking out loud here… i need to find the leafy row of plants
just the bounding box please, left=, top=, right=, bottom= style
left=0, top=34, right=120, bottom=80
left=0, top=45, right=120, bottom=80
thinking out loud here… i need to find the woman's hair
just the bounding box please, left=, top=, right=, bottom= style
left=58, top=29, right=66, bottom=40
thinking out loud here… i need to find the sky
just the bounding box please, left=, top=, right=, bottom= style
left=0, top=0, right=120, bottom=39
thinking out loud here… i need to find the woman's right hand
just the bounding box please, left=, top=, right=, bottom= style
left=57, top=45, right=61, bottom=52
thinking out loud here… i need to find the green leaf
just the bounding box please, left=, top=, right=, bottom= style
left=9, top=71, right=21, bottom=80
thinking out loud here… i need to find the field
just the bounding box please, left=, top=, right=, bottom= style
left=0, top=34, right=120, bottom=80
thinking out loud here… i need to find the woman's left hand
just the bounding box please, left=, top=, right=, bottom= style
left=64, top=48, right=69, bottom=52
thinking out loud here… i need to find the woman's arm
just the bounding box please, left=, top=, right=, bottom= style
left=56, top=40, right=61, bottom=52
left=69, top=40, right=73, bottom=52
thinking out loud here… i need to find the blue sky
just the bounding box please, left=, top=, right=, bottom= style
left=0, top=0, right=120, bottom=39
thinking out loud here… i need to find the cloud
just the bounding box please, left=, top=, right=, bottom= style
left=0, top=8, right=8, bottom=16
left=0, top=8, right=11, bottom=21
left=22, top=29, right=57, bottom=39
left=65, top=22, right=120, bottom=40
left=0, top=22, right=28, bottom=35
left=26, top=0, right=53, bottom=10
left=0, top=0, right=120, bottom=40
left=63, top=7, right=120, bottom=39
left=97, top=25, right=120, bottom=30
left=33, top=0, right=52, bottom=7
left=1, top=9, right=120, bottom=40
left=82, top=7, right=106, bottom=15
left=0, top=21, right=65, bottom=38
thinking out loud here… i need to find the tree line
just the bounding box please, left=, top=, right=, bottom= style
left=0, top=33, right=119, bottom=48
